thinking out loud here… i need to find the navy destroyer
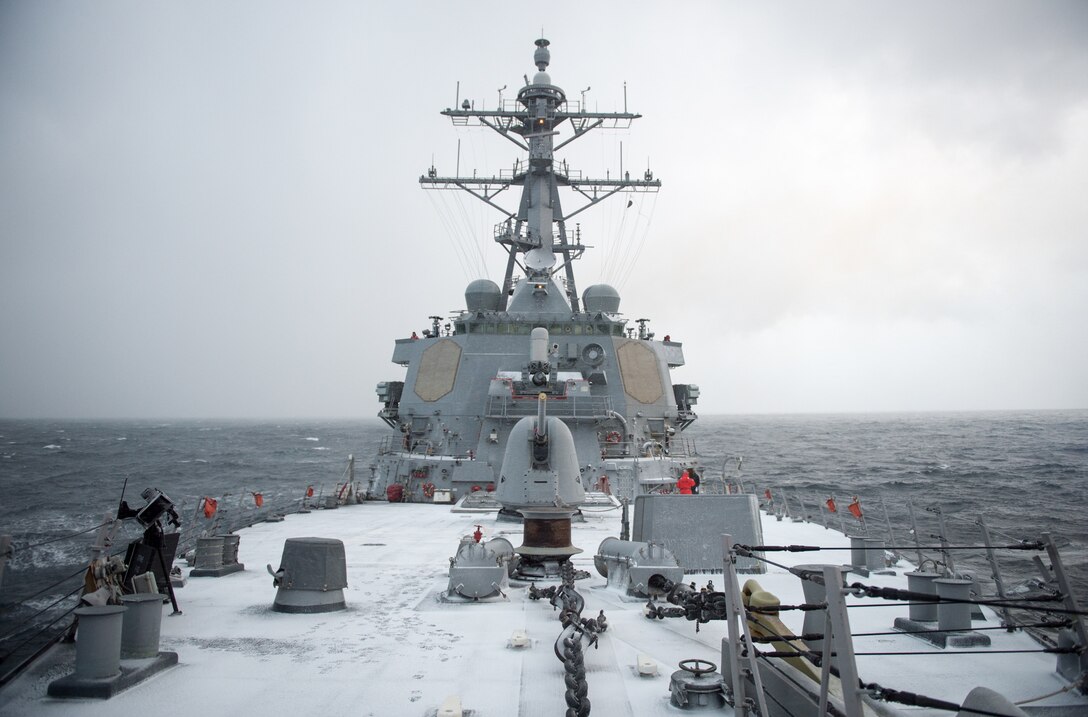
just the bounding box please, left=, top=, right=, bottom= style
left=371, top=38, right=698, bottom=504
left=2, top=37, right=1085, bottom=717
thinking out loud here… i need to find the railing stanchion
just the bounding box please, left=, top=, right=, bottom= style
left=907, top=500, right=924, bottom=568
left=932, top=504, right=956, bottom=575
left=976, top=516, right=1012, bottom=627
left=721, top=533, right=770, bottom=717
left=833, top=494, right=847, bottom=535
left=817, top=609, right=834, bottom=716
left=795, top=491, right=810, bottom=522
left=0, top=535, right=11, bottom=595
left=1042, top=532, right=1088, bottom=681
left=879, top=495, right=896, bottom=558
left=823, top=566, right=865, bottom=717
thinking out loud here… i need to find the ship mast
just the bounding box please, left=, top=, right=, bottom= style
left=420, top=38, right=660, bottom=312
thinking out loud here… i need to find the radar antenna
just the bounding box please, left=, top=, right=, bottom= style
left=420, top=39, right=660, bottom=312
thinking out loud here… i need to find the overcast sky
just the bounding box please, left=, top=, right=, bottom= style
left=1, top=1, right=1086, bottom=418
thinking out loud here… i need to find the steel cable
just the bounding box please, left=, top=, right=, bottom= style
left=13, top=521, right=111, bottom=551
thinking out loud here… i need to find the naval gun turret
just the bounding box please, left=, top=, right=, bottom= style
left=495, top=383, right=585, bottom=578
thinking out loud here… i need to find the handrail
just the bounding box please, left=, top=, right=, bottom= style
left=0, top=478, right=363, bottom=687
left=750, top=484, right=1085, bottom=634
left=716, top=539, right=1086, bottom=716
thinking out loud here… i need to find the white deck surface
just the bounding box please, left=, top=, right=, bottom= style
left=1, top=502, right=1084, bottom=716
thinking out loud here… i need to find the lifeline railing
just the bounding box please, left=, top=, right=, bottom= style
left=745, top=483, right=1087, bottom=637
left=0, top=475, right=363, bottom=689
left=644, top=532, right=1088, bottom=716
left=731, top=534, right=1087, bottom=716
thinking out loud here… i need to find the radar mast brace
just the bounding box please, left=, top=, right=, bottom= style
left=420, top=39, right=659, bottom=312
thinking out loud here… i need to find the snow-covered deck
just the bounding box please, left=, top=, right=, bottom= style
left=1, top=502, right=1083, bottom=716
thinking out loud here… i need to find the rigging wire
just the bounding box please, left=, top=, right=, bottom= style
left=466, top=128, right=493, bottom=278
left=427, top=125, right=508, bottom=282
left=1014, top=675, right=1087, bottom=705
left=741, top=542, right=1045, bottom=552
left=426, top=190, right=473, bottom=280
left=606, top=193, right=632, bottom=284
left=734, top=548, right=1086, bottom=617
left=751, top=645, right=1074, bottom=717
left=0, top=578, right=82, bottom=648
left=611, top=197, right=639, bottom=287
left=5, top=563, right=89, bottom=608
left=615, top=193, right=659, bottom=290
left=451, top=130, right=484, bottom=278
left=14, top=522, right=110, bottom=551
left=742, top=615, right=1071, bottom=717
left=452, top=190, right=488, bottom=279
left=595, top=130, right=619, bottom=285
left=747, top=619, right=1071, bottom=642
left=0, top=603, right=81, bottom=675
left=440, top=190, right=478, bottom=280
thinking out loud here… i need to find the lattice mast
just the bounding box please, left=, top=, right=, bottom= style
left=420, top=38, right=660, bottom=311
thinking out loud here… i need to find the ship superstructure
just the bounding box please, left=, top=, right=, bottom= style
left=371, top=39, right=698, bottom=502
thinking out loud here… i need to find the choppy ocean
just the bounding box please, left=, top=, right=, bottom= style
left=1, top=410, right=1086, bottom=676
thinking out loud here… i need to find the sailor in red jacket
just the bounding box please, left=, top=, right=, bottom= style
left=677, top=470, right=695, bottom=495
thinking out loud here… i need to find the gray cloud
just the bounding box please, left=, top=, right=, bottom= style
left=1, top=1, right=1086, bottom=417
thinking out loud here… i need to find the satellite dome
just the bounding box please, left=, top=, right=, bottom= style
left=465, top=279, right=502, bottom=311
left=532, top=71, right=552, bottom=86
left=582, top=284, right=621, bottom=314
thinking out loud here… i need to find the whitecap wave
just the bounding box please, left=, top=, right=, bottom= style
left=312, top=446, right=329, bottom=451
left=43, top=444, right=61, bottom=450
left=304, top=437, right=320, bottom=442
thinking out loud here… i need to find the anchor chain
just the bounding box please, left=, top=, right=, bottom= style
left=563, top=632, right=590, bottom=717
left=643, top=579, right=729, bottom=630
left=529, top=560, right=607, bottom=717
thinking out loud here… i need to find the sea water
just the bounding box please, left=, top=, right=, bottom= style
left=1, top=411, right=1085, bottom=669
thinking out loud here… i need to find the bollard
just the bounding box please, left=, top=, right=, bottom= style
left=906, top=572, right=941, bottom=621
left=120, top=594, right=165, bottom=659
left=934, top=578, right=973, bottom=632
left=847, top=535, right=885, bottom=570
left=74, top=605, right=127, bottom=679
left=195, top=537, right=225, bottom=570
left=192, top=534, right=244, bottom=577
left=848, top=535, right=869, bottom=569
left=221, top=534, right=240, bottom=565
left=863, top=538, right=885, bottom=571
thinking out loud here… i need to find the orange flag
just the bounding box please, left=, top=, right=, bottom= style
left=202, top=497, right=218, bottom=519
left=306, top=486, right=314, bottom=498
left=847, top=497, right=863, bottom=520
left=253, top=492, right=263, bottom=508
left=764, top=488, right=772, bottom=500
left=826, top=497, right=837, bottom=513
